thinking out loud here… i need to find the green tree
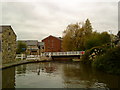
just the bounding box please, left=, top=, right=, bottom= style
left=100, top=32, right=111, bottom=44
left=62, top=19, right=93, bottom=51
left=117, top=31, right=120, bottom=38
left=16, top=41, right=27, bottom=54
left=85, top=32, right=111, bottom=50
left=62, top=23, right=80, bottom=51
left=83, top=19, right=92, bottom=36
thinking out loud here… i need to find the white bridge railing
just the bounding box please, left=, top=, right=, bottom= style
left=16, top=51, right=85, bottom=60
left=42, top=51, right=85, bottom=57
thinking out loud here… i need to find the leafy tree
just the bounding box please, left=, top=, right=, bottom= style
left=62, top=23, right=80, bottom=51
left=100, top=32, right=111, bottom=44
left=62, top=19, right=93, bottom=51
left=83, top=19, right=92, bottom=36
left=16, top=41, right=27, bottom=54
left=85, top=32, right=111, bottom=50
left=117, top=31, right=120, bottom=38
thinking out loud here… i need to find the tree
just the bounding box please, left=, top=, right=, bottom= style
left=84, top=32, right=111, bottom=50
left=117, top=31, right=120, bottom=38
left=83, top=19, right=92, bottom=36
left=16, top=41, right=27, bottom=54
left=85, top=32, right=101, bottom=50
left=62, top=19, right=93, bottom=51
left=100, top=32, right=111, bottom=44
left=62, top=23, right=80, bottom=51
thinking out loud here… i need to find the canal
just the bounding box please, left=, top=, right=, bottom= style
left=2, top=61, right=120, bottom=89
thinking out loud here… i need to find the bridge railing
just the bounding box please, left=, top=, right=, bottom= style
left=42, top=51, right=85, bottom=57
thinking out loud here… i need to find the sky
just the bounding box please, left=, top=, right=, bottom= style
left=0, top=0, right=119, bottom=41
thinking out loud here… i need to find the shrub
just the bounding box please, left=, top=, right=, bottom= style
left=92, top=46, right=120, bottom=75
left=81, top=45, right=110, bottom=64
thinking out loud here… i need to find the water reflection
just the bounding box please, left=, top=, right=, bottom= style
left=62, top=63, right=120, bottom=88
left=2, top=62, right=120, bottom=88
left=16, top=64, right=26, bottom=75
left=2, top=67, right=15, bottom=88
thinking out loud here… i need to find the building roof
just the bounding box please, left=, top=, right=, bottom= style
left=42, top=35, right=62, bottom=41
left=0, top=25, right=17, bottom=36
left=38, top=42, right=44, bottom=46
left=17, top=40, right=38, bottom=46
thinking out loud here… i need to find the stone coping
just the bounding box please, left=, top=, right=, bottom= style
left=0, top=59, right=50, bottom=70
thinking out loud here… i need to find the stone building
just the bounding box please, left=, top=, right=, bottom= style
left=0, top=32, right=2, bottom=64
left=0, top=26, right=17, bottom=64
left=42, top=35, right=62, bottom=52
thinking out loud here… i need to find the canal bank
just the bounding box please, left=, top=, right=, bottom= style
left=1, top=58, right=51, bottom=69
left=1, top=59, right=82, bottom=69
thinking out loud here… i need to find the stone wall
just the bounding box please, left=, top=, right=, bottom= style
left=2, top=26, right=17, bottom=64
left=0, top=33, right=1, bottom=52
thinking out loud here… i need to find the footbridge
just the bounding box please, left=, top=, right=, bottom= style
left=42, top=51, right=85, bottom=60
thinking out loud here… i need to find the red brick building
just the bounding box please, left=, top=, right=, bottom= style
left=42, top=35, right=62, bottom=52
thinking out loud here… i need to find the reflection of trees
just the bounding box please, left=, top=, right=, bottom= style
left=2, top=67, right=15, bottom=88
left=62, top=63, right=95, bottom=88
left=92, top=69, right=120, bottom=88
left=62, top=62, right=120, bottom=88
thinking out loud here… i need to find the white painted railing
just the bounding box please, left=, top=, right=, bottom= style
left=42, top=51, right=85, bottom=57
left=16, top=51, right=85, bottom=60
left=16, top=54, right=40, bottom=60
left=16, top=54, right=26, bottom=60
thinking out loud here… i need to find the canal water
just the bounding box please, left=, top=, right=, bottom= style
left=2, top=62, right=120, bottom=89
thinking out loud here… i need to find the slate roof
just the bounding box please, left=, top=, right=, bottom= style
left=17, top=40, right=38, bottom=46
left=38, top=42, right=44, bottom=46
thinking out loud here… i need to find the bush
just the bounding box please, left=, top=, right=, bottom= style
left=92, top=46, right=120, bottom=75
left=81, top=49, right=91, bottom=64
left=81, top=45, right=110, bottom=64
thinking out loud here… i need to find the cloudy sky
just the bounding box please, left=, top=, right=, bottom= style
left=0, top=0, right=119, bottom=41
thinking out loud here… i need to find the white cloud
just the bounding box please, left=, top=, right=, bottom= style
left=0, top=1, right=118, bottom=41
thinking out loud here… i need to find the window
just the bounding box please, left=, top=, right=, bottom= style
left=9, top=32, right=11, bottom=35
left=8, top=43, right=11, bottom=51
left=42, top=47, right=44, bottom=49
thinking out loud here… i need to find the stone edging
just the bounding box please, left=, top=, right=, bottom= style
left=0, top=60, right=50, bottom=70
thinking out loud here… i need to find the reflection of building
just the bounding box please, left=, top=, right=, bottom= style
left=17, top=40, right=44, bottom=55
left=0, top=26, right=17, bottom=64
left=42, top=35, right=62, bottom=52
left=2, top=67, right=15, bottom=88
left=16, top=65, right=26, bottom=74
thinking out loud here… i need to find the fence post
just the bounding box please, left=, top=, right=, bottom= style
left=21, top=54, right=23, bottom=60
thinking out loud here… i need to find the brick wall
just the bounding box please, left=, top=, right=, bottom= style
left=42, top=35, right=61, bottom=52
